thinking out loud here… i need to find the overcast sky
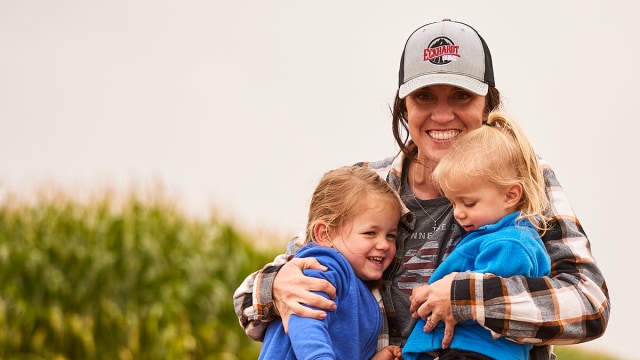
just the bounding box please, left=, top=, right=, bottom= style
left=0, top=1, right=636, bottom=358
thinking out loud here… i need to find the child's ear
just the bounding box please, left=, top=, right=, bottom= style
left=504, top=183, right=523, bottom=208
left=313, top=221, right=333, bottom=247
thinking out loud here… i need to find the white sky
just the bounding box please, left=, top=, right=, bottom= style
left=0, top=1, right=636, bottom=358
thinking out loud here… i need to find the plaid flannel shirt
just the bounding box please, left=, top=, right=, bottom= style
left=232, top=150, right=610, bottom=360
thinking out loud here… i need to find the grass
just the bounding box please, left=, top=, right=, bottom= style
left=554, top=345, right=620, bottom=360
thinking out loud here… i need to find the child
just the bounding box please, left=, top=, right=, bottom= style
left=258, top=166, right=404, bottom=360
left=402, top=111, right=552, bottom=360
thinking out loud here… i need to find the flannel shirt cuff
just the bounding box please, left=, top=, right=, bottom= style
left=254, top=263, right=285, bottom=320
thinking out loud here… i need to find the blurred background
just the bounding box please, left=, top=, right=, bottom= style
left=0, top=0, right=635, bottom=358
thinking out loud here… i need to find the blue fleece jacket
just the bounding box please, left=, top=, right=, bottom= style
left=258, top=243, right=381, bottom=360
left=402, top=212, right=551, bottom=360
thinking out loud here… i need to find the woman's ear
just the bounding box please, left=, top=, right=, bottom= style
left=313, top=221, right=333, bottom=247
left=504, top=183, right=523, bottom=209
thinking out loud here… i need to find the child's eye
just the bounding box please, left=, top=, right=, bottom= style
left=386, top=233, right=397, bottom=242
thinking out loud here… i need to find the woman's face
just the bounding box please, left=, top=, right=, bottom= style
left=404, top=84, right=487, bottom=165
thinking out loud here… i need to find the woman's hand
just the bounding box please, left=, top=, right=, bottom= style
left=273, top=257, right=337, bottom=333
left=371, top=345, right=402, bottom=360
left=409, top=272, right=459, bottom=349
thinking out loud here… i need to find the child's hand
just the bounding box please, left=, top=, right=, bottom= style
left=371, top=345, right=402, bottom=360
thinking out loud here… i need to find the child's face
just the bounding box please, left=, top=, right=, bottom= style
left=442, top=177, right=515, bottom=233
left=332, top=195, right=399, bottom=281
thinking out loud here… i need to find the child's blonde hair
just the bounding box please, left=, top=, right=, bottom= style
left=306, top=166, right=402, bottom=243
left=432, top=111, right=550, bottom=233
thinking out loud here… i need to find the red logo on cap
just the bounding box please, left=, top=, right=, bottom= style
left=424, top=37, right=460, bottom=64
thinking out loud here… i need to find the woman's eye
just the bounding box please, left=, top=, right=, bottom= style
left=452, top=91, right=472, bottom=101
left=414, top=91, right=433, bottom=101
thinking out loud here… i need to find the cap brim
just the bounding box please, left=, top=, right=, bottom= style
left=399, top=74, right=489, bottom=98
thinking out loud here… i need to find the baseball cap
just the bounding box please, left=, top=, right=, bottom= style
left=398, top=19, right=495, bottom=98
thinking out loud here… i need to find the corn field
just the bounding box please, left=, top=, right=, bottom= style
left=0, top=189, right=278, bottom=359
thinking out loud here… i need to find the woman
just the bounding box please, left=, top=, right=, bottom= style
left=233, top=19, right=610, bottom=359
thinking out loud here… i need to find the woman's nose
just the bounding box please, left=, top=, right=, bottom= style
left=430, top=99, right=454, bottom=123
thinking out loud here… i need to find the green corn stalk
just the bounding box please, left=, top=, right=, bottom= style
left=0, top=190, right=279, bottom=359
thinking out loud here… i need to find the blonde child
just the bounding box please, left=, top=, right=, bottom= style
left=259, top=166, right=403, bottom=360
left=403, top=112, right=552, bottom=360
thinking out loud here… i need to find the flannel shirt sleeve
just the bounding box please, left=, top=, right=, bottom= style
left=233, top=235, right=304, bottom=341
left=450, top=164, right=610, bottom=350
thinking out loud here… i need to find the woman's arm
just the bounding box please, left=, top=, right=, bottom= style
left=233, top=247, right=290, bottom=341
left=232, top=236, right=336, bottom=341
